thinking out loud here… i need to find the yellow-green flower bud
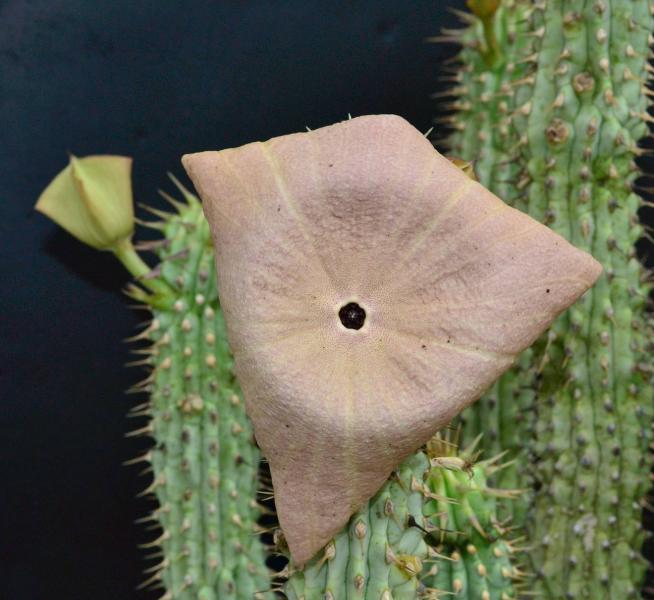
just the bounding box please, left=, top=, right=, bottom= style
left=35, top=154, right=134, bottom=250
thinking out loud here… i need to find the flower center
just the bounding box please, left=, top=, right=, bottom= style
left=338, top=302, right=366, bottom=330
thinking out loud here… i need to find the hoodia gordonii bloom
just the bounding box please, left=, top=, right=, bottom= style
left=182, top=114, right=601, bottom=566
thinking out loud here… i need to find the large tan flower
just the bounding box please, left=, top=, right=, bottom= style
left=182, top=115, right=601, bottom=566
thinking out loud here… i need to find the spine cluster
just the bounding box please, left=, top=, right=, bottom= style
left=421, top=437, right=523, bottom=600
left=127, top=186, right=271, bottom=599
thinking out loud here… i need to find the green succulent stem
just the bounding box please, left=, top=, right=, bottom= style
left=126, top=188, right=272, bottom=599
left=480, top=16, right=500, bottom=67
left=445, top=1, right=654, bottom=597
left=112, top=236, right=175, bottom=301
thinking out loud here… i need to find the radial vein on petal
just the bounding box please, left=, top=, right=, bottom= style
left=220, top=149, right=330, bottom=273
left=259, top=142, right=337, bottom=293
left=245, top=325, right=324, bottom=350
left=221, top=151, right=266, bottom=214
left=381, top=203, right=535, bottom=298
left=375, top=178, right=475, bottom=291
left=344, top=348, right=357, bottom=509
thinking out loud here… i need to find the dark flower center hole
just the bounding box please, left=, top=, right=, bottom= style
left=339, top=302, right=366, bottom=330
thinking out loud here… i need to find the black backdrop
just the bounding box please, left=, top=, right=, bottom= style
left=1, top=1, right=461, bottom=598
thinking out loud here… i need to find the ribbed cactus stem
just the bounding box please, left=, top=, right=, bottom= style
left=125, top=185, right=272, bottom=598
left=445, top=1, right=654, bottom=597
left=513, top=2, right=654, bottom=597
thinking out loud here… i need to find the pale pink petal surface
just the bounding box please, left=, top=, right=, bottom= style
left=182, top=114, right=601, bottom=565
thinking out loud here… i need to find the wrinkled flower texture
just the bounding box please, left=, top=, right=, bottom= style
left=182, top=115, right=601, bottom=566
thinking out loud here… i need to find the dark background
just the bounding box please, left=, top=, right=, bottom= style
left=1, top=1, right=461, bottom=598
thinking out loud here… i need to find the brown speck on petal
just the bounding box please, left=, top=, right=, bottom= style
left=182, top=114, right=602, bottom=566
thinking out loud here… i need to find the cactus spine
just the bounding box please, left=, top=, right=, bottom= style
left=125, top=184, right=272, bottom=598
left=284, top=437, right=522, bottom=600
left=444, top=1, right=654, bottom=597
